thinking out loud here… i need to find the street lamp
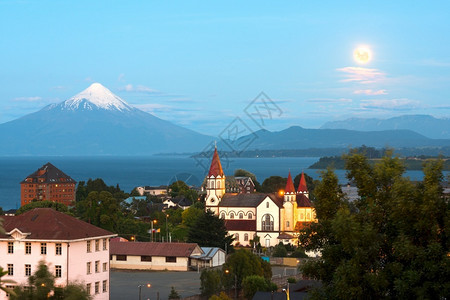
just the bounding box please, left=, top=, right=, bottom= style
left=225, top=269, right=237, bottom=299
left=282, top=283, right=290, bottom=300
left=138, top=283, right=151, bottom=300
left=151, top=220, right=157, bottom=242
left=165, top=214, right=169, bottom=242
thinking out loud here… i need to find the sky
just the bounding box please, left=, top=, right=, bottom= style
left=1, top=1, right=449, bottom=136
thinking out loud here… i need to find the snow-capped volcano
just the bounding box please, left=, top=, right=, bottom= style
left=61, top=83, right=132, bottom=111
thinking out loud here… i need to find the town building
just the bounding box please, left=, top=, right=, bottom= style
left=205, top=147, right=317, bottom=247
left=234, top=176, right=256, bottom=193
left=136, top=185, right=168, bottom=197
left=0, top=208, right=116, bottom=300
left=110, top=240, right=204, bottom=271
left=20, top=162, right=76, bottom=207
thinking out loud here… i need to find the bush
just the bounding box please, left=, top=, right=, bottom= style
left=287, top=277, right=296, bottom=283
left=272, top=242, right=287, bottom=257
left=242, top=275, right=277, bottom=300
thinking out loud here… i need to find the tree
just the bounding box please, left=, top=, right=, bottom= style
left=299, top=152, right=450, bottom=299
left=16, top=201, right=70, bottom=215
left=187, top=210, right=233, bottom=250
left=0, top=266, right=16, bottom=297
left=10, top=261, right=90, bottom=300
left=293, top=172, right=316, bottom=193
left=260, top=176, right=286, bottom=193
left=209, top=291, right=232, bottom=300
left=168, top=286, right=181, bottom=299
left=272, top=242, right=288, bottom=257
left=242, top=275, right=277, bottom=300
left=200, top=269, right=223, bottom=298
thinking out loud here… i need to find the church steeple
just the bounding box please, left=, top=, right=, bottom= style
left=284, top=171, right=295, bottom=203
left=297, top=172, right=308, bottom=194
left=205, top=146, right=226, bottom=211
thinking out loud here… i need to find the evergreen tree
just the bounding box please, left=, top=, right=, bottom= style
left=168, top=286, right=180, bottom=299
left=187, top=210, right=233, bottom=250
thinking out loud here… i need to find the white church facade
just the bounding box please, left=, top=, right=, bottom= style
left=205, top=147, right=317, bottom=247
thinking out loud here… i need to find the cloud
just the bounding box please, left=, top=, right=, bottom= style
left=118, top=73, right=125, bottom=81
left=307, top=98, right=352, bottom=103
left=13, top=96, right=42, bottom=102
left=337, top=67, right=386, bottom=84
left=353, top=89, right=387, bottom=95
left=120, top=84, right=159, bottom=94
left=360, top=98, right=420, bottom=111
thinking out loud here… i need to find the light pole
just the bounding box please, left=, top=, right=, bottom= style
left=225, top=269, right=237, bottom=299
left=282, top=282, right=290, bottom=300
left=151, top=220, right=157, bottom=242
left=165, top=214, right=169, bottom=242
left=138, top=283, right=151, bottom=300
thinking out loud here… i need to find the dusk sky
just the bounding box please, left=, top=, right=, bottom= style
left=1, top=1, right=449, bottom=136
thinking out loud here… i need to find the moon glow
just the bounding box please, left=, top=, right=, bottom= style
left=354, top=47, right=371, bottom=64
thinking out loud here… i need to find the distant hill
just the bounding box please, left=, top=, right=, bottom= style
left=321, top=115, right=450, bottom=139
left=222, top=126, right=450, bottom=151
left=0, top=83, right=213, bottom=156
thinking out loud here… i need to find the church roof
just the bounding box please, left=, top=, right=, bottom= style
left=208, top=147, right=224, bottom=177
left=285, top=171, right=295, bottom=194
left=296, top=194, right=312, bottom=207
left=297, top=172, right=308, bottom=193
left=220, top=193, right=283, bottom=208
left=225, top=220, right=256, bottom=231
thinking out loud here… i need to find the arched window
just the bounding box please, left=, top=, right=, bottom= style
left=217, top=181, right=221, bottom=188
left=244, top=233, right=248, bottom=241
left=220, top=213, right=225, bottom=219
left=235, top=233, right=239, bottom=241
left=239, top=213, right=243, bottom=219
left=306, top=213, right=310, bottom=220
left=261, top=214, right=274, bottom=231
left=210, top=180, right=215, bottom=188
left=248, top=213, right=253, bottom=219
left=230, top=213, right=234, bottom=219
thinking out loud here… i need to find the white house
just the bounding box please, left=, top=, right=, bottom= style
left=0, top=208, right=117, bottom=300
left=110, top=241, right=203, bottom=271
left=205, top=147, right=317, bottom=247
left=190, top=247, right=226, bottom=269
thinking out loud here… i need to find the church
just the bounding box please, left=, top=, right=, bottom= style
left=205, top=147, right=317, bottom=247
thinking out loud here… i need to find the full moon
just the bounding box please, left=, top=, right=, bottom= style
left=354, top=47, right=371, bottom=64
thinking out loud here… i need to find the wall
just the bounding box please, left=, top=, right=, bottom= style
left=110, top=254, right=189, bottom=271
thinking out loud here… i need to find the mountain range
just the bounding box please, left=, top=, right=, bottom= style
left=321, top=115, right=450, bottom=139
left=0, top=83, right=448, bottom=156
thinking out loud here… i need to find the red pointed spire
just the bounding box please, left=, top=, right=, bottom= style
left=208, top=147, right=224, bottom=177
left=285, top=171, right=295, bottom=194
left=297, top=172, right=308, bottom=193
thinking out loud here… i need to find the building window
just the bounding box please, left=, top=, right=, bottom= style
left=306, top=213, right=311, bottom=220
left=239, top=213, right=243, bottom=219
left=103, top=239, right=107, bottom=250
left=86, top=262, right=91, bottom=274
left=95, top=282, right=99, bottom=294
left=103, top=262, right=107, bottom=272
left=56, top=243, right=62, bottom=255
left=25, top=264, right=31, bottom=276
left=220, top=213, right=225, bottom=219
left=87, top=241, right=91, bottom=253
left=86, top=283, right=91, bottom=295
left=141, top=256, right=152, bottom=262
left=286, top=221, right=290, bottom=228
left=8, top=242, right=14, bottom=254
left=230, top=213, right=234, bottom=219
left=248, top=213, right=253, bottom=219
left=261, top=214, right=274, bottom=231
left=55, top=265, right=62, bottom=278
left=95, top=261, right=99, bottom=273
left=5, top=285, right=14, bottom=297
left=244, top=233, right=248, bottom=241
left=235, top=233, right=239, bottom=241
left=7, top=264, right=13, bottom=276
left=102, top=280, right=107, bottom=293
left=116, top=255, right=127, bottom=261
left=41, top=243, right=47, bottom=255
left=166, top=256, right=177, bottom=263
left=300, top=213, right=304, bottom=220
left=25, top=242, right=31, bottom=254
left=266, top=202, right=269, bottom=208
left=95, top=240, right=100, bottom=252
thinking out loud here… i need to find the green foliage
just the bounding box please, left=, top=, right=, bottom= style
left=222, top=249, right=272, bottom=289
left=208, top=291, right=232, bottom=300
left=168, top=180, right=199, bottom=203
left=0, top=266, right=16, bottom=297
left=16, top=201, right=70, bottom=215
left=242, top=275, right=276, bottom=300
left=200, top=269, right=223, bottom=297
left=187, top=210, right=233, bottom=250
left=261, top=176, right=286, bottom=193
left=76, top=178, right=128, bottom=203
left=289, top=247, right=308, bottom=258
left=11, top=261, right=90, bottom=300
left=168, top=286, right=181, bottom=299
left=293, top=172, right=316, bottom=193
left=299, top=153, right=450, bottom=299
left=287, top=277, right=296, bottom=283
left=272, top=242, right=288, bottom=257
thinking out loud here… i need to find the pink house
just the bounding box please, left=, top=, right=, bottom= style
left=0, top=208, right=116, bottom=300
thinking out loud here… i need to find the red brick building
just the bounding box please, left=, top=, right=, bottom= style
left=20, top=162, right=76, bottom=207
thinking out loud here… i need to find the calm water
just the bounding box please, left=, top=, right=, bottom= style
left=0, top=156, right=439, bottom=210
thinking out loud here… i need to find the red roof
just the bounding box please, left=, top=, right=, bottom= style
left=110, top=241, right=200, bottom=257
left=225, top=220, right=256, bottom=231
left=0, top=208, right=115, bottom=240
left=297, top=172, right=308, bottom=193
left=296, top=194, right=312, bottom=207
left=208, top=147, right=224, bottom=177
left=285, top=172, right=295, bottom=194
